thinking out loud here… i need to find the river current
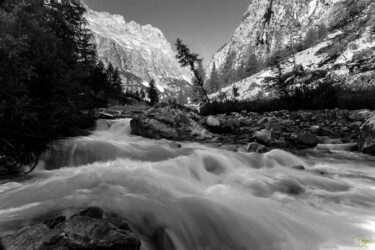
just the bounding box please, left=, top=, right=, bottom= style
left=1, top=119, right=375, bottom=250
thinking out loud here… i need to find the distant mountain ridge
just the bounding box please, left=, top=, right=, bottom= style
left=207, top=0, right=375, bottom=100
left=85, top=9, right=193, bottom=101
left=207, top=0, right=343, bottom=83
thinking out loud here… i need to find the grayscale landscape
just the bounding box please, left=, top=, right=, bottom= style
left=1, top=0, right=375, bottom=249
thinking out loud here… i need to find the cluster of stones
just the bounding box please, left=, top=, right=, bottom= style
left=1, top=207, right=141, bottom=250
left=203, top=109, right=374, bottom=153
left=126, top=104, right=375, bottom=155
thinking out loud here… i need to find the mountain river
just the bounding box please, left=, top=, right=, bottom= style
left=1, top=119, right=375, bottom=250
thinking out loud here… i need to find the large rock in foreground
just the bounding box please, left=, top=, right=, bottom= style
left=359, top=115, right=375, bottom=155
left=130, top=105, right=213, bottom=141
left=2, top=207, right=141, bottom=250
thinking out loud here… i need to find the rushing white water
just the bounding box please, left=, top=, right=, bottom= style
left=1, top=119, right=375, bottom=250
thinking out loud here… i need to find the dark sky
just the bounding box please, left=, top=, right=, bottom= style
left=83, top=0, right=250, bottom=64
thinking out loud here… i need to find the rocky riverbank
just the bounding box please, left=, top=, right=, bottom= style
left=98, top=104, right=375, bottom=155
left=2, top=105, right=375, bottom=250
left=1, top=207, right=141, bottom=250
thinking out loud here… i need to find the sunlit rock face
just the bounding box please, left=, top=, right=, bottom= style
left=86, top=10, right=193, bottom=100
left=207, top=0, right=375, bottom=100
left=206, top=0, right=343, bottom=79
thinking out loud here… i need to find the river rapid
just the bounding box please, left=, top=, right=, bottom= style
left=1, top=119, right=375, bottom=250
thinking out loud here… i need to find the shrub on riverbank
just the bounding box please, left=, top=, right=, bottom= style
left=201, top=85, right=375, bottom=115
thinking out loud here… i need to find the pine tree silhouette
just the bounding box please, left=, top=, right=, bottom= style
left=175, top=38, right=210, bottom=103
left=148, top=79, right=159, bottom=105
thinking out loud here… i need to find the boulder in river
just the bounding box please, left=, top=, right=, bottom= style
left=2, top=207, right=141, bottom=250
left=206, top=116, right=221, bottom=127
left=358, top=115, right=375, bottom=155
left=130, top=105, right=212, bottom=141
left=131, top=117, right=176, bottom=140
left=254, top=129, right=272, bottom=145
left=296, top=133, right=319, bottom=148
left=245, top=142, right=268, bottom=153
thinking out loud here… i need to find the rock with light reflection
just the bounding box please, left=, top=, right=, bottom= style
left=130, top=105, right=213, bottom=141
left=245, top=142, right=268, bottom=153
left=254, top=129, right=272, bottom=145
left=359, top=115, right=375, bottom=155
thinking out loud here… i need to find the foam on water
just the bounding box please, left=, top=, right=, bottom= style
left=1, top=119, right=375, bottom=250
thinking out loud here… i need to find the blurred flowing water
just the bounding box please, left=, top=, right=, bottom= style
left=1, top=119, right=375, bottom=250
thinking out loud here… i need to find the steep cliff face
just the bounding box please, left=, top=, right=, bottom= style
left=206, top=0, right=344, bottom=83
left=86, top=10, right=193, bottom=100
left=207, top=0, right=375, bottom=100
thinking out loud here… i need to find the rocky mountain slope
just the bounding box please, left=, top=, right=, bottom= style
left=207, top=0, right=375, bottom=100
left=86, top=10, right=193, bottom=101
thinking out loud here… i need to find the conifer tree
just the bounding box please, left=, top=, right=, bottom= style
left=106, top=63, right=115, bottom=82
left=222, top=51, right=236, bottom=86
left=111, top=67, right=123, bottom=94
left=148, top=79, right=159, bottom=105
left=232, top=85, right=239, bottom=98
left=91, top=61, right=107, bottom=92
left=190, top=77, right=205, bottom=103
left=134, top=90, right=140, bottom=99
left=197, top=60, right=206, bottom=82
left=207, top=63, right=221, bottom=93
left=140, top=89, right=146, bottom=99
left=106, top=63, right=122, bottom=96
left=175, top=38, right=210, bottom=103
